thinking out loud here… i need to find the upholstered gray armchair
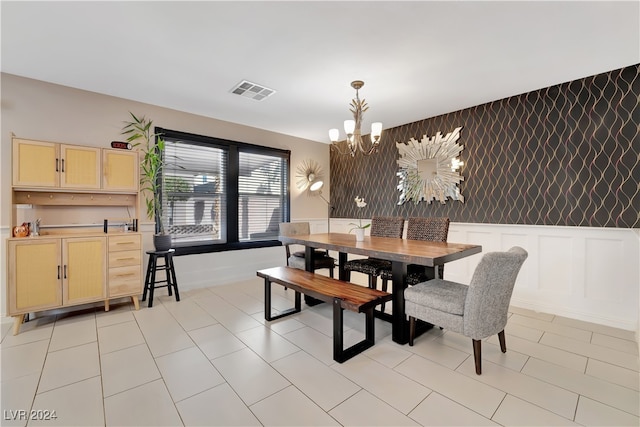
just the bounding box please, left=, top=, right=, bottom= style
left=343, top=216, right=405, bottom=289
left=279, top=222, right=335, bottom=277
left=404, top=246, right=528, bottom=375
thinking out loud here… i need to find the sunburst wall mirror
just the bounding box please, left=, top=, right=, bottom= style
left=396, top=126, right=465, bottom=205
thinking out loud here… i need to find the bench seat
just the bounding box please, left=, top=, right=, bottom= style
left=257, top=266, right=392, bottom=363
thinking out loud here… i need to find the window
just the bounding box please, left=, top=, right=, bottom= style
left=157, top=128, right=290, bottom=254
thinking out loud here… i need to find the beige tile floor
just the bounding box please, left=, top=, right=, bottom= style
left=1, top=276, right=638, bottom=426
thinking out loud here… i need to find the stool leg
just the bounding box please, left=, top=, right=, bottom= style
left=148, top=256, right=158, bottom=308
left=142, top=255, right=154, bottom=302
left=168, top=254, right=180, bottom=302
left=164, top=255, right=173, bottom=297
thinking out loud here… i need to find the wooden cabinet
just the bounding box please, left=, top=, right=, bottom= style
left=62, top=237, right=107, bottom=305
left=103, top=149, right=139, bottom=191
left=7, top=236, right=107, bottom=328
left=12, top=139, right=59, bottom=187
left=108, top=234, right=142, bottom=298
left=13, top=139, right=101, bottom=189
left=8, top=136, right=143, bottom=335
left=59, top=144, right=101, bottom=189
left=7, top=239, right=62, bottom=314
left=12, top=138, right=138, bottom=191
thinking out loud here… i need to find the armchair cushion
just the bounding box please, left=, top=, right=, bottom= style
left=405, top=279, right=468, bottom=315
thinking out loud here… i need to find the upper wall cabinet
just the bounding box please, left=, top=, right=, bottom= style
left=12, top=139, right=59, bottom=188
left=103, top=149, right=139, bottom=192
left=59, top=144, right=101, bottom=189
left=13, top=139, right=101, bottom=189
left=12, top=139, right=138, bottom=192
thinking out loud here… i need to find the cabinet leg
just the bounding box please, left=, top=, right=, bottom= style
left=12, top=314, right=25, bottom=336
left=132, top=296, right=140, bottom=310
left=105, top=300, right=110, bottom=312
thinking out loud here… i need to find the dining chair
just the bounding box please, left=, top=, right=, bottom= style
left=405, top=246, right=528, bottom=374
left=343, top=216, right=405, bottom=290
left=379, top=216, right=450, bottom=290
left=279, top=222, right=336, bottom=277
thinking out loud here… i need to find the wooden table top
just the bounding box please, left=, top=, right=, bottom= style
left=279, top=233, right=482, bottom=267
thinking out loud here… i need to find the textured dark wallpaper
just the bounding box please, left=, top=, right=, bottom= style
left=330, top=65, right=639, bottom=228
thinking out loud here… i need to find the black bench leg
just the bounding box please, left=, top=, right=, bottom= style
left=333, top=299, right=344, bottom=362
left=333, top=299, right=376, bottom=363
left=264, top=278, right=301, bottom=321
left=365, top=307, right=375, bottom=343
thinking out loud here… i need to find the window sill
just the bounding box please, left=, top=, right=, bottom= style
left=171, top=240, right=282, bottom=256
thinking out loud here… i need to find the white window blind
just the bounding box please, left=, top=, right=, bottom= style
left=162, top=139, right=227, bottom=245
left=239, top=151, right=288, bottom=241
left=158, top=128, right=290, bottom=251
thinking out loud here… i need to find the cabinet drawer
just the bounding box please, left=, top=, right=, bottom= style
left=108, top=265, right=141, bottom=297
left=109, top=250, right=141, bottom=268
left=109, top=234, right=141, bottom=252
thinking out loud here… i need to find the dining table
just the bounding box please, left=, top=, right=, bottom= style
left=278, top=232, right=482, bottom=345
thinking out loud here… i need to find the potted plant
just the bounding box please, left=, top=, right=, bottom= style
left=121, top=112, right=172, bottom=251
left=349, top=196, right=371, bottom=241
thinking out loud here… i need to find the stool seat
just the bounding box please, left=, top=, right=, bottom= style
left=143, top=249, right=180, bottom=308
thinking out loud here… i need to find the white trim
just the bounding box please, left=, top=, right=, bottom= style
left=327, top=219, right=639, bottom=331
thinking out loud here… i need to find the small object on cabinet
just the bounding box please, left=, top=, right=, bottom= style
left=12, top=223, right=29, bottom=238
left=110, top=141, right=133, bottom=150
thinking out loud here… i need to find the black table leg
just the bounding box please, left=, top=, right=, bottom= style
left=391, top=260, right=408, bottom=344
left=338, top=252, right=348, bottom=281
left=304, top=245, right=323, bottom=306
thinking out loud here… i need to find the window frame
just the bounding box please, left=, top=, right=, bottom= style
left=156, top=127, right=290, bottom=256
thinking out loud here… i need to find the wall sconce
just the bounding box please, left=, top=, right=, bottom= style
left=451, top=158, right=464, bottom=171
left=295, top=159, right=331, bottom=232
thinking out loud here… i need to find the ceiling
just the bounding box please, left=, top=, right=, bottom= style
left=2, top=1, right=638, bottom=144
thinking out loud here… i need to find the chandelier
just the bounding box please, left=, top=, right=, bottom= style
left=329, top=80, right=382, bottom=157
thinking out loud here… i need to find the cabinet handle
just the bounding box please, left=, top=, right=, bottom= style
left=61, top=159, right=65, bottom=172
left=58, top=265, right=61, bottom=280
left=115, top=273, right=135, bottom=277
left=55, top=158, right=59, bottom=172
left=116, top=242, right=134, bottom=245
left=116, top=257, right=135, bottom=261
left=64, top=265, right=67, bottom=279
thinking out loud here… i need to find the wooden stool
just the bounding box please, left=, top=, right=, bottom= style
left=143, top=249, right=180, bottom=308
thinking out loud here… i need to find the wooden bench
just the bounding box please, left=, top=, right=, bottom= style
left=257, top=266, right=392, bottom=363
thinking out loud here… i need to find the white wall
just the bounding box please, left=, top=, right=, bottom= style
left=2, top=74, right=637, bottom=336
left=1, top=73, right=331, bottom=318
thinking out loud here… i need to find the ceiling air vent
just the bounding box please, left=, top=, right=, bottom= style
left=230, top=80, right=276, bottom=101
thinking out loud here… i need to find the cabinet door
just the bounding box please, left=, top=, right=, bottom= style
left=12, top=139, right=59, bottom=187
left=103, top=149, right=139, bottom=191
left=8, top=239, right=62, bottom=314
left=62, top=237, right=107, bottom=305
left=60, top=145, right=101, bottom=189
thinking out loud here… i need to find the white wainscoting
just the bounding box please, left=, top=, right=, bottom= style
left=328, top=219, right=640, bottom=332
left=4, top=221, right=636, bottom=335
